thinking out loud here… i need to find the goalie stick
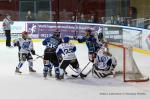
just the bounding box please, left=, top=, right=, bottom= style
left=84, top=68, right=92, bottom=77
left=71, top=61, right=91, bottom=78
left=71, top=66, right=94, bottom=78
left=68, top=65, right=78, bottom=73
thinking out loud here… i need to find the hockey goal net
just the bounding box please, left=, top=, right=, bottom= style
left=108, top=43, right=149, bottom=82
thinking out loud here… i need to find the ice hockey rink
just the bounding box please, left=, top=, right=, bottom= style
left=0, top=41, right=150, bottom=99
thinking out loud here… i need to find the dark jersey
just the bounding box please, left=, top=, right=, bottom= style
left=42, top=36, right=62, bottom=52
left=85, top=35, right=99, bottom=53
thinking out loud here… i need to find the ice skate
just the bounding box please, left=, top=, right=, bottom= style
left=29, top=67, right=36, bottom=72
left=15, top=67, right=22, bottom=74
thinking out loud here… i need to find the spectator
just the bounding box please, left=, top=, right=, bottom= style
left=105, top=17, right=111, bottom=24
left=71, top=15, right=76, bottom=22
left=99, top=17, right=106, bottom=24
left=25, top=10, right=34, bottom=21
left=116, top=14, right=121, bottom=25
left=127, top=19, right=131, bottom=26
left=123, top=18, right=128, bottom=26
left=60, top=9, right=68, bottom=21
left=3, top=14, right=14, bottom=47
left=88, top=15, right=96, bottom=23
left=110, top=15, right=115, bottom=24
left=120, top=17, right=125, bottom=25
left=80, top=14, right=86, bottom=23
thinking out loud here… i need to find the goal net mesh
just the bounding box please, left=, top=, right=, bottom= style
left=108, top=43, right=149, bottom=82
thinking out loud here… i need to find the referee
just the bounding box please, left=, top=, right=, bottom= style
left=2, top=14, right=14, bottom=47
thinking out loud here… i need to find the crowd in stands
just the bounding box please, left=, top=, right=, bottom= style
left=0, top=11, right=150, bottom=29
left=70, top=14, right=132, bottom=26
left=70, top=14, right=150, bottom=29
left=22, top=10, right=149, bottom=29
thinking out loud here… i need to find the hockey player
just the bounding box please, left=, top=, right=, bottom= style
left=42, top=30, right=62, bottom=79
left=85, top=29, right=100, bottom=62
left=95, top=30, right=109, bottom=53
left=56, top=36, right=86, bottom=79
left=14, top=31, right=36, bottom=73
left=3, top=14, right=14, bottom=47
left=92, top=49, right=117, bottom=78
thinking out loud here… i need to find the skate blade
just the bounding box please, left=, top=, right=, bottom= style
left=43, top=77, right=48, bottom=80
left=15, top=72, right=22, bottom=75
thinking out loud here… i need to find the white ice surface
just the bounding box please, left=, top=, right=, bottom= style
left=0, top=42, right=150, bottom=99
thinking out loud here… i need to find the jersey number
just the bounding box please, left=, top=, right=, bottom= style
left=48, top=43, right=57, bottom=49
left=64, top=48, right=73, bottom=54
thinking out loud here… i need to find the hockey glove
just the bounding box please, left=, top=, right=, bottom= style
left=58, top=55, right=63, bottom=63
left=31, top=50, right=36, bottom=55
left=13, top=40, right=19, bottom=47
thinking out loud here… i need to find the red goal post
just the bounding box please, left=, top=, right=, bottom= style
left=108, top=42, right=149, bottom=82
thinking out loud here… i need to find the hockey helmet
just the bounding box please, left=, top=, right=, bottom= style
left=22, top=31, right=28, bottom=35
left=85, top=28, right=92, bottom=36
left=63, top=36, right=70, bottom=43
left=53, top=30, right=60, bottom=37
left=22, top=31, right=28, bottom=39
left=85, top=28, right=92, bottom=33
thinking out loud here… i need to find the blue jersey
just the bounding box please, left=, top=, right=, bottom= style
left=42, top=36, right=62, bottom=51
left=85, top=35, right=99, bottom=53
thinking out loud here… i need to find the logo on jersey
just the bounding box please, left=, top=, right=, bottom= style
left=22, top=42, right=30, bottom=49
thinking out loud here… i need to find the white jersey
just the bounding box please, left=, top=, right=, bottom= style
left=3, top=18, right=14, bottom=30
left=56, top=43, right=77, bottom=60
left=94, top=52, right=112, bottom=70
left=14, top=37, right=34, bottom=53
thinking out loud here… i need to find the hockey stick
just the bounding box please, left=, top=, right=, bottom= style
left=71, top=61, right=91, bottom=78
left=68, top=65, right=78, bottom=73
left=33, top=54, right=43, bottom=61
left=84, top=69, right=92, bottom=77
left=72, top=64, right=94, bottom=78
left=35, top=54, right=43, bottom=59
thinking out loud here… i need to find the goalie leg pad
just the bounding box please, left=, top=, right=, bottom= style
left=92, top=65, right=113, bottom=78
